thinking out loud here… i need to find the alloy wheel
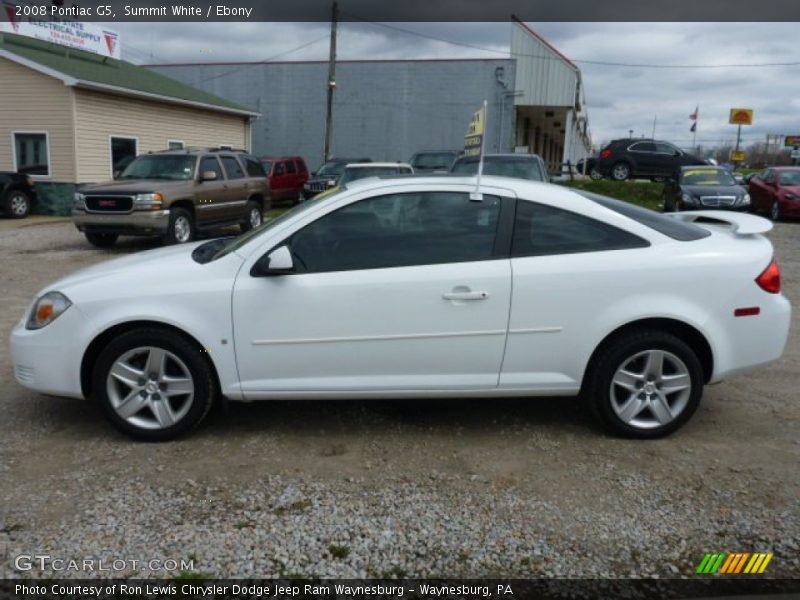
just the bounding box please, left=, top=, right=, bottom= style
left=173, top=216, right=191, bottom=242
left=249, top=207, right=262, bottom=228
left=609, top=349, right=692, bottom=430
left=9, top=193, right=29, bottom=216
left=106, top=346, right=195, bottom=430
left=612, top=164, right=630, bottom=181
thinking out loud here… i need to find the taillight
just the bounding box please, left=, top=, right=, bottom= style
left=600, top=149, right=612, bottom=159
left=756, top=259, right=781, bottom=294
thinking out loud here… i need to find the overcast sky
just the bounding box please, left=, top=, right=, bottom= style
left=114, top=22, right=800, bottom=151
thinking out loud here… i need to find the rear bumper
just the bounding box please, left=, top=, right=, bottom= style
left=73, top=209, right=170, bottom=235
left=711, top=294, right=792, bottom=382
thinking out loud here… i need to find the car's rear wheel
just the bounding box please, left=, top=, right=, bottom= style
left=585, top=329, right=703, bottom=438
left=85, top=232, right=118, bottom=247
left=93, top=328, right=215, bottom=441
left=3, top=189, right=31, bottom=218
left=611, top=162, right=631, bottom=181
left=164, top=207, right=195, bottom=244
left=771, top=200, right=782, bottom=222
left=240, top=200, right=263, bottom=233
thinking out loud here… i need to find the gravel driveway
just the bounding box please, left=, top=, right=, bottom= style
left=0, top=221, right=798, bottom=579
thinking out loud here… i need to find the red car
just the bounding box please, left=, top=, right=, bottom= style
left=749, top=166, right=800, bottom=221
left=259, top=156, right=309, bottom=205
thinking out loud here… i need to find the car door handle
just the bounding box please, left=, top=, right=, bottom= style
left=442, top=290, right=489, bottom=301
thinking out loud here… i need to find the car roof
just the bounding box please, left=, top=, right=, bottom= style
left=455, top=153, right=543, bottom=161
left=258, top=156, right=303, bottom=161
left=345, top=162, right=412, bottom=169
left=774, top=166, right=800, bottom=171
left=680, top=165, right=723, bottom=171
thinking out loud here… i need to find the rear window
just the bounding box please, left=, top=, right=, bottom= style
left=576, top=191, right=711, bottom=241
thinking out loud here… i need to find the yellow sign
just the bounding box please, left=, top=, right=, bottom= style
left=464, top=105, right=486, bottom=157
left=729, top=109, right=754, bottom=125
left=730, top=150, right=746, bottom=161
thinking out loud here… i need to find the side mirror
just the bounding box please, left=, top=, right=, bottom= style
left=200, top=170, right=218, bottom=182
left=251, top=245, right=295, bottom=277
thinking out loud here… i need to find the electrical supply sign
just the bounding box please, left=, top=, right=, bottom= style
left=464, top=105, right=486, bottom=157
left=0, top=1, right=121, bottom=58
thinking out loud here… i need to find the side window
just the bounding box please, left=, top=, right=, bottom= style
left=285, top=160, right=297, bottom=174
left=275, top=162, right=286, bottom=176
left=244, top=158, right=266, bottom=177
left=655, top=142, right=678, bottom=154
left=512, top=201, right=649, bottom=257
left=764, top=170, right=776, bottom=184
left=289, top=192, right=501, bottom=273
left=199, top=156, right=223, bottom=180
left=220, top=155, right=245, bottom=180
left=629, top=142, right=656, bottom=153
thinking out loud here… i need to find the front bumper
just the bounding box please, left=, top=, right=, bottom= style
left=10, top=304, right=91, bottom=399
left=72, top=209, right=170, bottom=235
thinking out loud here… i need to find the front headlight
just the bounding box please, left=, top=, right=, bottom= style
left=133, top=193, right=163, bottom=210
left=73, top=192, right=86, bottom=210
left=26, top=292, right=71, bottom=330
left=740, top=193, right=751, bottom=205
left=785, top=192, right=800, bottom=201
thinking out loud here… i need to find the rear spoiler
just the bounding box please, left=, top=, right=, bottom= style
left=665, top=210, right=773, bottom=235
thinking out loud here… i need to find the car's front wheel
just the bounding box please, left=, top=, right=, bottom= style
left=164, top=207, right=195, bottom=244
left=589, top=168, right=603, bottom=181
left=585, top=329, right=703, bottom=438
left=93, top=328, right=215, bottom=441
left=611, top=162, right=631, bottom=181
left=771, top=200, right=782, bottom=222
left=3, top=189, right=31, bottom=218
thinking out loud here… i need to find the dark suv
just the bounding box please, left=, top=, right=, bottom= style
left=596, top=139, right=706, bottom=181
left=0, top=172, right=37, bottom=218
left=73, top=148, right=270, bottom=247
left=303, top=158, right=372, bottom=199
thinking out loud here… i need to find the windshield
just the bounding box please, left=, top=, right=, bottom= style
left=412, top=153, right=456, bottom=170
left=340, top=167, right=401, bottom=186
left=119, top=155, right=196, bottom=180
left=208, top=191, right=338, bottom=261
left=316, top=162, right=347, bottom=178
left=781, top=171, right=800, bottom=185
left=680, top=169, right=736, bottom=186
left=452, top=157, right=545, bottom=181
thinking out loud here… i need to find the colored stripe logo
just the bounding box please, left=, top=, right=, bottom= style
left=696, top=552, right=773, bottom=574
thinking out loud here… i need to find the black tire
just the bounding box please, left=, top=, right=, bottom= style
left=584, top=329, right=704, bottom=439
left=84, top=232, right=118, bottom=247
left=3, top=189, right=31, bottom=218
left=770, top=200, right=782, bottom=222
left=164, top=207, right=195, bottom=244
left=589, top=168, right=603, bottom=181
left=92, top=328, right=216, bottom=441
left=240, top=200, right=263, bottom=233
left=610, top=162, right=631, bottom=181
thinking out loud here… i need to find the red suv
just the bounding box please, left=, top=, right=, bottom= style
left=259, top=156, right=309, bottom=204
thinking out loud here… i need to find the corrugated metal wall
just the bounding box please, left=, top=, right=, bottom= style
left=150, top=59, right=516, bottom=170
left=511, top=22, right=577, bottom=109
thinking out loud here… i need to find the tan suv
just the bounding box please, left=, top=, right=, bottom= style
left=72, top=149, right=271, bottom=247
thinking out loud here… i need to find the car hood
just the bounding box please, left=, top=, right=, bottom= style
left=39, top=241, right=241, bottom=304
left=681, top=184, right=744, bottom=196
left=80, top=180, right=187, bottom=193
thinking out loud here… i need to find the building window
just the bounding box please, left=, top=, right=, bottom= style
left=168, top=140, right=185, bottom=150
left=13, top=132, right=50, bottom=177
left=110, top=136, right=138, bottom=178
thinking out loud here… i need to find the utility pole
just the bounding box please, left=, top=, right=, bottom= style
left=323, top=1, right=338, bottom=163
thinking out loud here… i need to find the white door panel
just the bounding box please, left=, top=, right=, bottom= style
left=233, top=260, right=511, bottom=393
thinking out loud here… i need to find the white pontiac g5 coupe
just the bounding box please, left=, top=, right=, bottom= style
left=10, top=176, right=791, bottom=440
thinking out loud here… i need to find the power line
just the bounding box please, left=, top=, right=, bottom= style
left=344, top=15, right=800, bottom=70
